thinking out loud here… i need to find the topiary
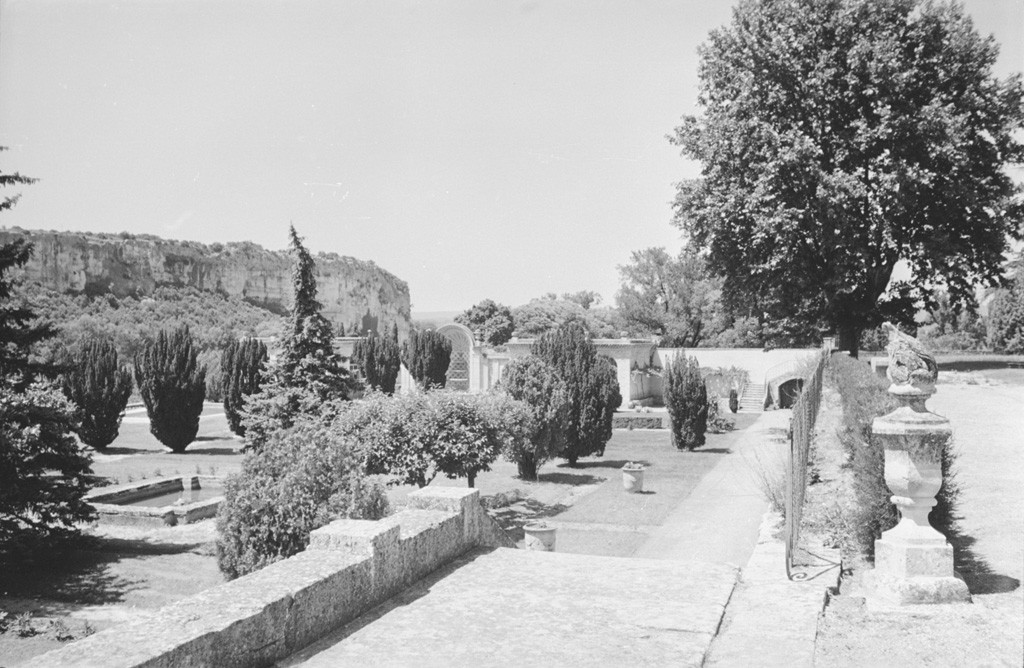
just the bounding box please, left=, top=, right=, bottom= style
left=60, top=338, right=133, bottom=450
left=221, top=338, right=267, bottom=436
left=400, top=329, right=451, bottom=389
left=351, top=326, right=401, bottom=394
left=664, top=355, right=708, bottom=450
left=532, top=322, right=618, bottom=465
left=133, top=325, right=206, bottom=453
left=497, top=355, right=569, bottom=480
left=215, top=413, right=390, bottom=579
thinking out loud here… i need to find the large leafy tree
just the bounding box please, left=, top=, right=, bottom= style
left=987, top=251, right=1024, bottom=354
left=617, top=247, right=722, bottom=347
left=242, top=226, right=354, bottom=449
left=672, top=0, right=1024, bottom=356
left=0, top=154, right=95, bottom=558
left=455, top=299, right=514, bottom=346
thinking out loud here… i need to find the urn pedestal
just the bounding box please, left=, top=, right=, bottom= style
left=863, top=394, right=971, bottom=606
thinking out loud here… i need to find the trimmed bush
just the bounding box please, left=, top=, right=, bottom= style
left=221, top=338, right=267, bottom=436
left=728, top=389, right=739, bottom=413
left=215, top=414, right=390, bottom=579
left=401, top=330, right=452, bottom=389
left=351, top=327, right=401, bottom=394
left=532, top=322, right=619, bottom=465
left=498, top=355, right=569, bottom=480
left=664, top=355, right=707, bottom=450
left=343, top=390, right=526, bottom=488
left=133, top=326, right=206, bottom=453
left=706, top=398, right=734, bottom=434
left=60, top=338, right=132, bottom=450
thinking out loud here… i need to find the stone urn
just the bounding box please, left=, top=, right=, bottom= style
left=523, top=522, right=556, bottom=551
left=864, top=323, right=970, bottom=606
left=622, top=463, right=645, bottom=493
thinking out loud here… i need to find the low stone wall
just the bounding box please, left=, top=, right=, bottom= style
left=612, top=414, right=666, bottom=430
left=31, top=488, right=513, bottom=668
left=85, top=476, right=224, bottom=527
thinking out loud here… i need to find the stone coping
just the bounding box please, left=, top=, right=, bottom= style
left=30, top=487, right=513, bottom=668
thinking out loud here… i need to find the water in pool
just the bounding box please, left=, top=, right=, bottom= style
left=125, top=485, right=223, bottom=507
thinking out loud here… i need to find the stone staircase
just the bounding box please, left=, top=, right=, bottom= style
left=738, top=382, right=766, bottom=412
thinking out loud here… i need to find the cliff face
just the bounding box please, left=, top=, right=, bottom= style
left=0, top=228, right=412, bottom=337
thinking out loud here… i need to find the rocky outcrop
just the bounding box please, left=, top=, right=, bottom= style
left=0, top=228, right=412, bottom=336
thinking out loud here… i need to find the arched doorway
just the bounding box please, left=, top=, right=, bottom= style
left=437, top=324, right=473, bottom=391
left=778, top=378, right=804, bottom=409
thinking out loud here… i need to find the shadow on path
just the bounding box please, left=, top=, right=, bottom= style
left=559, top=459, right=651, bottom=470
left=537, top=472, right=603, bottom=486
left=948, top=523, right=1020, bottom=595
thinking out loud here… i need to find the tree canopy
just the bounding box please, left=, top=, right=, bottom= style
left=672, top=0, right=1024, bottom=356
left=617, top=247, right=722, bottom=347
left=455, top=299, right=514, bottom=346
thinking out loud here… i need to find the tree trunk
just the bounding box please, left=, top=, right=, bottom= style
left=517, top=457, right=538, bottom=481
left=837, top=320, right=860, bottom=359
left=467, top=472, right=475, bottom=488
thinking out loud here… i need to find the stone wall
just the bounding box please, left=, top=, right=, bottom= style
left=30, top=488, right=513, bottom=668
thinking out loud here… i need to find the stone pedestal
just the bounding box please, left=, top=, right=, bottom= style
left=864, top=390, right=971, bottom=606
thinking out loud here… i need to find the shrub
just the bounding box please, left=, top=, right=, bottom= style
left=60, top=338, right=133, bottom=449
left=401, top=329, right=451, bottom=389
left=828, top=354, right=959, bottom=558
left=221, top=338, right=267, bottom=436
left=532, top=322, right=619, bottom=465
left=664, top=355, right=707, bottom=450
left=497, top=355, right=569, bottom=480
left=342, top=391, right=526, bottom=488
left=705, top=398, right=734, bottom=433
left=215, top=415, right=390, bottom=579
left=133, top=325, right=206, bottom=453
left=430, top=392, right=528, bottom=488
left=728, top=389, right=739, bottom=413
left=351, top=327, right=401, bottom=394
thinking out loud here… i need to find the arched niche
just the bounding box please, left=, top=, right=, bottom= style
left=437, top=323, right=474, bottom=391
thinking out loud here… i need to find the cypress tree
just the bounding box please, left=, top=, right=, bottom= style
left=241, top=226, right=354, bottom=449
left=134, top=325, right=206, bottom=453
left=353, top=327, right=401, bottom=394
left=401, top=329, right=451, bottom=390
left=221, top=337, right=267, bottom=436
left=532, top=322, right=617, bottom=465
left=60, top=338, right=133, bottom=449
left=664, top=355, right=708, bottom=450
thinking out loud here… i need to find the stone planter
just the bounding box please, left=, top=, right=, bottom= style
left=622, top=464, right=645, bottom=493
left=863, top=324, right=970, bottom=606
left=523, top=523, right=556, bottom=551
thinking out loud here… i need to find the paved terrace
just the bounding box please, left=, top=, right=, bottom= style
left=279, top=411, right=806, bottom=667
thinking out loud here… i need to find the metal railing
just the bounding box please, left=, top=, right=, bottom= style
left=784, top=350, right=827, bottom=580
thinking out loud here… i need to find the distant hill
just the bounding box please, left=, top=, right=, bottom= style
left=1, top=227, right=412, bottom=337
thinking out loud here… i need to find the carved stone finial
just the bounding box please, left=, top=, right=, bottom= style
left=883, top=322, right=938, bottom=398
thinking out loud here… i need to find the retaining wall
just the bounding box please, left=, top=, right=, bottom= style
left=30, top=487, right=513, bottom=668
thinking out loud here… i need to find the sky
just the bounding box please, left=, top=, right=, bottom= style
left=1, top=0, right=1022, bottom=313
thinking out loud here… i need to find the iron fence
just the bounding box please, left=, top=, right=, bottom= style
left=784, top=350, right=827, bottom=580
